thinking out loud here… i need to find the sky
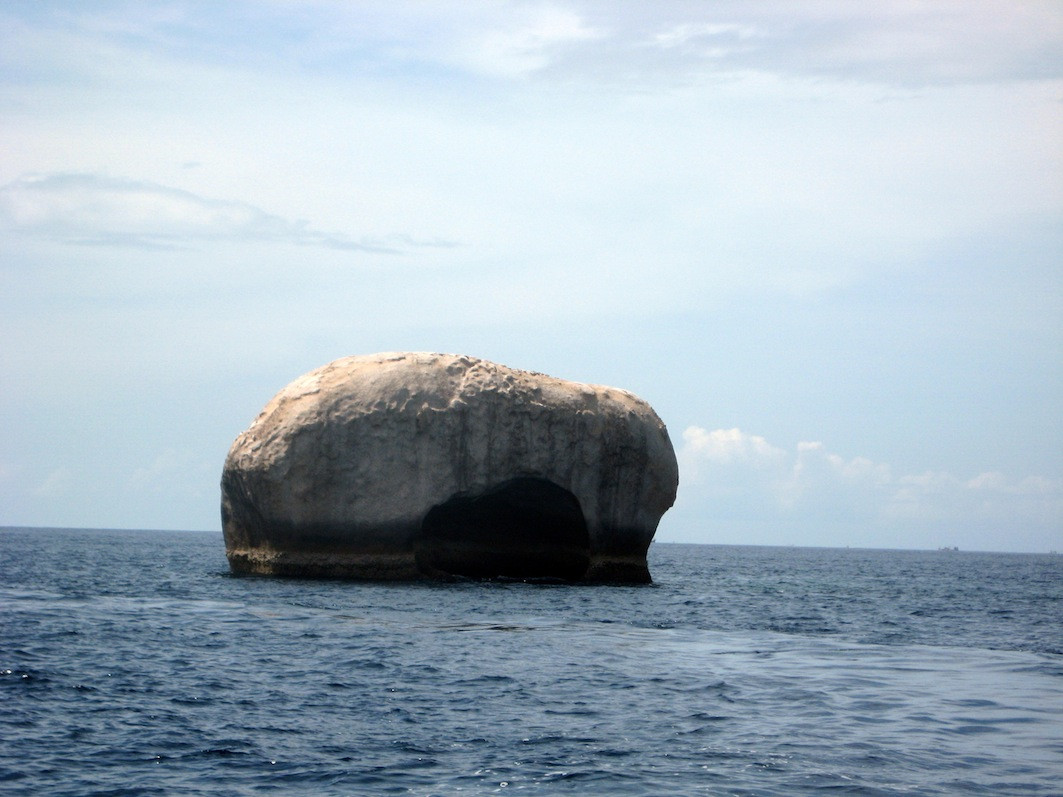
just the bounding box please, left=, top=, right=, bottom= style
left=1, top=1, right=1061, bottom=552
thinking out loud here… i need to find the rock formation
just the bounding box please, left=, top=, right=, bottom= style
left=221, top=352, right=678, bottom=583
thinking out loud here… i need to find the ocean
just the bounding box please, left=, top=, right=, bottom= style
left=1, top=528, right=1060, bottom=796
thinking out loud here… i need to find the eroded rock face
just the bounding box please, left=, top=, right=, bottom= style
left=221, top=352, right=678, bottom=582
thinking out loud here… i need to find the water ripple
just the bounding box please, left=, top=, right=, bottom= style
left=1, top=529, right=1060, bottom=795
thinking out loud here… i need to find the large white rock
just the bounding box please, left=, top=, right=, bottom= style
left=221, top=352, right=678, bottom=582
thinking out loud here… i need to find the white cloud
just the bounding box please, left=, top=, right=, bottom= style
left=353, top=1, right=1063, bottom=89
left=457, top=6, right=604, bottom=78
left=0, top=173, right=455, bottom=252
left=17, top=2, right=1058, bottom=93
left=673, top=426, right=1063, bottom=550
left=681, top=426, right=785, bottom=468
left=792, top=441, right=892, bottom=486
left=635, top=1, right=1063, bottom=88
left=654, top=23, right=759, bottom=48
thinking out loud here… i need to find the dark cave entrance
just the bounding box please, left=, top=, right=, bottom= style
left=415, top=477, right=590, bottom=581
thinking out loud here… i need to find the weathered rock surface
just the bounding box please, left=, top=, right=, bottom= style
left=221, top=352, right=679, bottom=582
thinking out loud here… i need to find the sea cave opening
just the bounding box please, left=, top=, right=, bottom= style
left=415, top=477, right=590, bottom=581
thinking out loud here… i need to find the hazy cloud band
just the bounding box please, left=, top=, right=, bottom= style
left=0, top=173, right=455, bottom=253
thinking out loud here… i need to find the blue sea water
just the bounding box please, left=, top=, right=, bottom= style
left=1, top=528, right=1061, bottom=796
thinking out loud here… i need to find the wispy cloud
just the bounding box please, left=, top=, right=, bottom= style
left=14, top=2, right=1058, bottom=92
left=651, top=22, right=761, bottom=55
left=443, top=2, right=1063, bottom=88
left=454, top=6, right=604, bottom=78
left=680, top=426, right=786, bottom=467
left=635, top=2, right=1063, bottom=88
left=677, top=426, right=1063, bottom=549
left=0, top=173, right=455, bottom=252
